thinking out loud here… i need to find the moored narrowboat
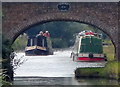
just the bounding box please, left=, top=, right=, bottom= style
left=71, top=30, right=107, bottom=62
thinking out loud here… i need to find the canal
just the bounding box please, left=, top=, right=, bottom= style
left=13, top=50, right=118, bottom=85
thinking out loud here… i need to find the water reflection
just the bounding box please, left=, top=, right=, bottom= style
left=76, top=78, right=118, bottom=85
left=14, top=77, right=118, bottom=85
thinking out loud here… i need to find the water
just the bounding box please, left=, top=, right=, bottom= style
left=13, top=50, right=118, bottom=85
left=14, top=50, right=106, bottom=77
left=14, top=77, right=118, bottom=85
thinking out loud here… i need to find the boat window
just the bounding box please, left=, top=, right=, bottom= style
left=80, top=36, right=103, bottom=54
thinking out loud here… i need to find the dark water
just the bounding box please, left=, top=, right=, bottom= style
left=13, top=77, right=118, bottom=85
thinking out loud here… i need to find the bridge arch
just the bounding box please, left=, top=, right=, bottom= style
left=2, top=2, right=119, bottom=60
left=12, top=16, right=116, bottom=59
left=14, top=19, right=115, bottom=47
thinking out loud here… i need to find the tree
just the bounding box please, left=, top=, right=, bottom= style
left=23, top=21, right=109, bottom=48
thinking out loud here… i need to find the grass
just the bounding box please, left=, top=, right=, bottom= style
left=75, top=61, right=120, bottom=80
left=0, top=59, right=12, bottom=86
left=0, top=77, right=12, bottom=86
left=0, top=72, right=12, bottom=86
left=103, top=39, right=115, bottom=61
left=103, top=45, right=115, bottom=61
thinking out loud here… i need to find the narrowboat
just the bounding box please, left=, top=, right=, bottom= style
left=71, top=30, right=107, bottom=62
left=25, top=35, right=53, bottom=56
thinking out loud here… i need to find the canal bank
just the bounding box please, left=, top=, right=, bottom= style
left=75, top=61, right=120, bottom=81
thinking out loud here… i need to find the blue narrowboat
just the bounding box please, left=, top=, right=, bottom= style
left=25, top=35, right=53, bottom=56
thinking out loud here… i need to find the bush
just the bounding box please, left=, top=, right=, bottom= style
left=12, top=34, right=28, bottom=51
left=52, top=38, right=68, bottom=48
left=2, top=35, right=13, bottom=82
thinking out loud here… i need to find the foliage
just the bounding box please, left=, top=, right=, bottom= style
left=12, top=34, right=28, bottom=51
left=103, top=40, right=115, bottom=61
left=2, top=36, right=13, bottom=59
left=0, top=75, right=12, bottom=86
left=1, top=35, right=27, bottom=85
left=24, top=21, right=109, bottom=48
left=2, top=35, right=13, bottom=82
left=51, top=38, right=68, bottom=48
left=12, top=21, right=110, bottom=50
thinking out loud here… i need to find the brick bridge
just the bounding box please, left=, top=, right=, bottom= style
left=2, top=2, right=119, bottom=61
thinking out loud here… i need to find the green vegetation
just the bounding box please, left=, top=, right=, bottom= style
left=103, top=40, right=115, bottom=61
left=103, top=45, right=115, bottom=61
left=75, top=61, right=120, bottom=80
left=1, top=35, right=13, bottom=85
left=1, top=35, right=28, bottom=85
left=13, top=21, right=109, bottom=50
left=25, top=21, right=108, bottom=48
left=12, top=34, right=28, bottom=51
left=0, top=75, right=12, bottom=86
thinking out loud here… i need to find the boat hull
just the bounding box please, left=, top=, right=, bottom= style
left=25, top=49, right=49, bottom=56
left=76, top=57, right=106, bottom=62
left=71, top=52, right=107, bottom=62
